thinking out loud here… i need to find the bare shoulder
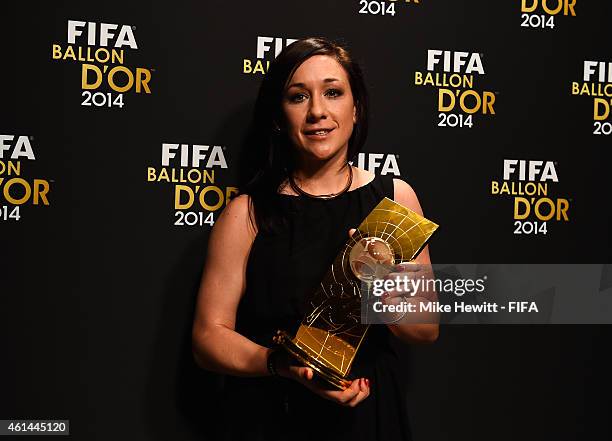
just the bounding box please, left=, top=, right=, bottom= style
left=350, top=165, right=376, bottom=188
left=219, top=193, right=251, bottom=219
left=211, top=193, right=257, bottom=245
left=392, top=178, right=424, bottom=216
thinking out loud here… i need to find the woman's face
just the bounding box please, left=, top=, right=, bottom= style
left=280, top=54, right=357, bottom=164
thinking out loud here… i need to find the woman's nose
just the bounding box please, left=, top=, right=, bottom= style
left=307, top=94, right=327, bottom=120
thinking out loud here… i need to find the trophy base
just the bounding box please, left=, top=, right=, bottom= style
left=273, top=330, right=351, bottom=390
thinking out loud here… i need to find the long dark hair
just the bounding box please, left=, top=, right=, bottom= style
left=237, top=37, right=369, bottom=235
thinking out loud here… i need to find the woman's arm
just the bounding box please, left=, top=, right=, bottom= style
left=191, top=194, right=272, bottom=376
left=192, top=194, right=371, bottom=406
left=387, top=178, right=439, bottom=344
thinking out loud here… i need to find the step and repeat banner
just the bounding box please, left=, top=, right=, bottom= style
left=2, top=1, right=611, bottom=440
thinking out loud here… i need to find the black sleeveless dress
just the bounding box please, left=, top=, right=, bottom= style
left=221, top=174, right=412, bottom=441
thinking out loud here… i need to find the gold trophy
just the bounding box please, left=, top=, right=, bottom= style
left=273, top=197, right=438, bottom=389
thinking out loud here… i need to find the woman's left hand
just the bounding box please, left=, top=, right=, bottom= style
left=276, top=353, right=371, bottom=407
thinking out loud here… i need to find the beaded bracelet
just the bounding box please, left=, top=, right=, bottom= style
left=267, top=349, right=280, bottom=377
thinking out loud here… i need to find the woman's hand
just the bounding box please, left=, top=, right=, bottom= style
left=275, top=352, right=370, bottom=407
left=348, top=228, right=439, bottom=343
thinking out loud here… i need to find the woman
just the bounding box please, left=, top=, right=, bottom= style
left=192, top=37, right=438, bottom=440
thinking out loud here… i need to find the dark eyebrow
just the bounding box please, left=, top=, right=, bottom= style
left=286, top=78, right=341, bottom=90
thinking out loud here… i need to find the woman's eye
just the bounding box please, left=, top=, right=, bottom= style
left=288, top=89, right=342, bottom=103
left=289, top=93, right=307, bottom=103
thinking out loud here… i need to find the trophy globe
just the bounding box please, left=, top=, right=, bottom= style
left=349, top=236, right=395, bottom=282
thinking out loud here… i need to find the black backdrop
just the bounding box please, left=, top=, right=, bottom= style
left=2, top=1, right=611, bottom=439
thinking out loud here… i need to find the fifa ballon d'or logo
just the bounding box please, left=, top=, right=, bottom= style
left=520, top=0, right=577, bottom=30
left=490, top=159, right=571, bottom=236
left=414, top=50, right=497, bottom=129
left=571, top=60, right=612, bottom=136
left=0, top=135, right=52, bottom=222
left=51, top=20, right=154, bottom=108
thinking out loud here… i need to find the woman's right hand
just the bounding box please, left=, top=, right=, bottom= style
left=275, top=353, right=370, bottom=407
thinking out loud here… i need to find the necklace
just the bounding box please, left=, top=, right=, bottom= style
left=288, top=165, right=353, bottom=199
